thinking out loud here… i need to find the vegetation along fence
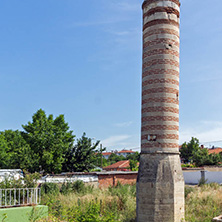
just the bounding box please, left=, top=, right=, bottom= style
left=0, top=188, right=41, bottom=208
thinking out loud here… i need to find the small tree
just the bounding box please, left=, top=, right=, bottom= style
left=129, top=160, right=138, bottom=171
left=127, top=152, right=140, bottom=162
left=107, top=153, right=126, bottom=165
left=63, top=133, right=100, bottom=172
left=180, top=137, right=200, bottom=163
left=180, top=137, right=221, bottom=167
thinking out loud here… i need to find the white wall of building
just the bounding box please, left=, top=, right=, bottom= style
left=183, top=170, right=222, bottom=184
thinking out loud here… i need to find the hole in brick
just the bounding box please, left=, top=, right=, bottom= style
left=165, top=44, right=172, bottom=50
left=176, top=92, right=179, bottom=101
left=147, top=135, right=157, bottom=142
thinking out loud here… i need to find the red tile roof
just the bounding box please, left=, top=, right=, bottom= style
left=103, top=160, right=130, bottom=170
left=102, top=152, right=112, bottom=156
left=118, top=150, right=135, bottom=154
left=208, top=148, right=222, bottom=155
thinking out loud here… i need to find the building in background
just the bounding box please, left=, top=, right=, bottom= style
left=101, top=149, right=136, bottom=159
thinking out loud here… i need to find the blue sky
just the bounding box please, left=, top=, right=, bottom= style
left=0, top=0, right=222, bottom=151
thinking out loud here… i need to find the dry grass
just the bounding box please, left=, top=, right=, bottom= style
left=40, top=184, right=136, bottom=222
left=39, top=183, right=222, bottom=222
left=185, top=183, right=222, bottom=222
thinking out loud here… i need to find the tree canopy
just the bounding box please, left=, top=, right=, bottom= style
left=22, top=109, right=75, bottom=173
left=63, top=133, right=100, bottom=172
left=180, top=137, right=221, bottom=167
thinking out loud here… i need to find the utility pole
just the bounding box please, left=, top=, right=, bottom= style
left=100, top=143, right=103, bottom=168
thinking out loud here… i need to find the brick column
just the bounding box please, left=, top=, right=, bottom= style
left=136, top=0, right=184, bottom=221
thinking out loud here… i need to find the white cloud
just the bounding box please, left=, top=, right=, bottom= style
left=114, top=121, right=133, bottom=127
left=113, top=2, right=141, bottom=12
left=70, top=18, right=127, bottom=27
left=180, top=121, right=222, bottom=147
left=101, top=135, right=131, bottom=148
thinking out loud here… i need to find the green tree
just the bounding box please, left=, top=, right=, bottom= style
left=63, top=133, right=99, bottom=172
left=193, top=148, right=221, bottom=167
left=94, top=145, right=106, bottom=168
left=0, top=134, right=11, bottom=168
left=180, top=137, right=200, bottom=163
left=129, top=159, right=138, bottom=171
left=127, top=152, right=140, bottom=162
left=22, top=109, right=75, bottom=173
left=0, top=130, right=34, bottom=170
left=180, top=137, right=221, bottom=167
left=107, top=153, right=126, bottom=165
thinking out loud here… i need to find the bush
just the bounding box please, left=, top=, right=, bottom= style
left=72, top=180, right=86, bottom=194
left=185, top=186, right=194, bottom=198
left=23, top=171, right=41, bottom=188
left=198, top=178, right=208, bottom=187
left=41, top=183, right=59, bottom=195
left=60, top=182, right=73, bottom=195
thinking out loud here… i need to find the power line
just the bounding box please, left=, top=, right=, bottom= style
left=200, top=140, right=222, bottom=144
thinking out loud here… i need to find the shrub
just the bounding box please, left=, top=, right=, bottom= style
left=60, top=182, right=73, bottom=195
left=185, top=186, right=194, bottom=198
left=198, top=177, right=208, bottom=187
left=72, top=180, right=85, bottom=194
left=41, top=183, right=59, bottom=195
left=23, top=170, right=41, bottom=188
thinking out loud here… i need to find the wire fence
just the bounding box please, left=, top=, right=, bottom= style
left=0, top=188, right=41, bottom=208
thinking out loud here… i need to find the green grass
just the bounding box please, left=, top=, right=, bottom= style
left=185, top=183, right=222, bottom=222
left=38, top=182, right=222, bottom=222
left=39, top=182, right=136, bottom=222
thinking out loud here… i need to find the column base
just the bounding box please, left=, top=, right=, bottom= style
left=136, top=153, right=184, bottom=222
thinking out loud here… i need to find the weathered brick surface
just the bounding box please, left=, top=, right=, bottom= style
left=144, top=7, right=180, bottom=18
left=143, top=69, right=179, bottom=77
left=142, top=0, right=181, bottom=9
left=137, top=0, right=184, bottom=221
left=142, top=116, right=179, bottom=122
left=141, top=134, right=179, bottom=140
left=142, top=78, right=179, bottom=87
left=142, top=97, right=179, bottom=105
left=143, top=19, right=179, bottom=30
left=143, top=38, right=180, bottom=49
left=143, top=28, right=179, bottom=39
left=143, top=48, right=179, bottom=58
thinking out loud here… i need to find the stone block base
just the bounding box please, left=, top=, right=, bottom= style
left=136, top=153, right=184, bottom=222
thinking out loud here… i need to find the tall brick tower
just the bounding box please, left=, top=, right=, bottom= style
left=136, top=0, right=184, bottom=221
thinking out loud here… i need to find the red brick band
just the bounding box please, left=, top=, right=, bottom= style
left=143, top=7, right=180, bottom=18
left=142, top=78, right=179, bottom=87
left=142, top=0, right=180, bottom=9
left=143, top=59, right=179, bottom=68
left=143, top=49, right=179, bottom=59
left=142, top=87, right=178, bottom=95
left=142, top=97, right=179, bottom=105
left=143, top=69, right=179, bottom=78
left=144, top=39, right=179, bottom=50
left=142, top=125, right=179, bottom=131
left=143, top=19, right=179, bottom=31
left=141, top=142, right=179, bottom=148
left=142, top=116, right=179, bottom=122
left=141, top=134, right=179, bottom=140
left=143, top=28, right=179, bottom=39
left=142, top=106, right=179, bottom=114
